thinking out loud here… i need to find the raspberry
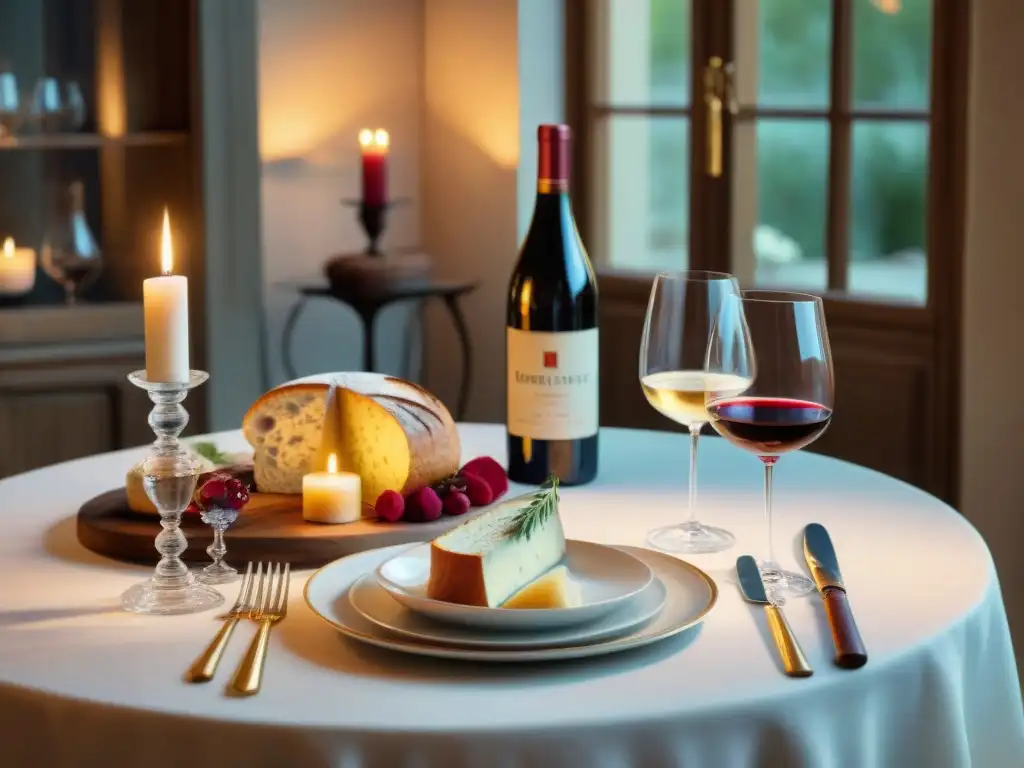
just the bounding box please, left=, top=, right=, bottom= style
left=443, top=491, right=471, bottom=516
left=461, top=472, right=493, bottom=506
left=459, top=457, right=508, bottom=499
left=375, top=490, right=405, bottom=522
left=405, top=486, right=442, bottom=523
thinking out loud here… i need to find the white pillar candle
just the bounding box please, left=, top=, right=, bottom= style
left=303, top=453, right=362, bottom=524
left=0, top=237, right=36, bottom=296
left=143, top=209, right=189, bottom=383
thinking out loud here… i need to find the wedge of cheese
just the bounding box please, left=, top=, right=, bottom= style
left=503, top=566, right=582, bottom=610
left=427, top=494, right=566, bottom=607
left=242, top=372, right=460, bottom=503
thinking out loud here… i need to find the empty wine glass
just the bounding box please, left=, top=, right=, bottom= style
left=40, top=180, right=103, bottom=305
left=639, top=271, right=752, bottom=554
left=0, top=71, right=21, bottom=137
left=706, top=290, right=835, bottom=599
left=63, top=81, right=85, bottom=130
left=30, top=77, right=62, bottom=133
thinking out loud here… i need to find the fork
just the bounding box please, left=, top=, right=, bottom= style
left=184, top=562, right=258, bottom=683
left=229, top=561, right=290, bottom=697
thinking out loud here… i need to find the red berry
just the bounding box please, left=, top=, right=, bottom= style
left=198, top=477, right=229, bottom=507
left=375, top=490, right=405, bottom=522
left=461, top=472, right=493, bottom=506
left=459, top=457, right=508, bottom=499
left=183, top=500, right=202, bottom=517
left=443, top=491, right=471, bottom=516
left=405, top=487, right=443, bottom=523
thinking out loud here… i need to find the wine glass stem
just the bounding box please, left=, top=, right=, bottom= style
left=208, top=526, right=226, bottom=567
left=64, top=282, right=76, bottom=306
left=686, top=423, right=701, bottom=526
left=762, top=456, right=779, bottom=567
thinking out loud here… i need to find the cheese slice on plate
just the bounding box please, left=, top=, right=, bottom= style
left=427, top=494, right=566, bottom=608
left=503, top=565, right=582, bottom=610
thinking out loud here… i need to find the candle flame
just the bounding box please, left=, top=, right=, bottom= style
left=359, top=129, right=389, bottom=150
left=327, top=453, right=338, bottom=474
left=160, top=208, right=173, bottom=275
left=2, top=237, right=13, bottom=258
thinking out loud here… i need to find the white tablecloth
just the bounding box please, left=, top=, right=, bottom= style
left=0, top=424, right=1020, bottom=768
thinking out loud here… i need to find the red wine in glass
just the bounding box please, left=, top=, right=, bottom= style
left=707, top=398, right=832, bottom=456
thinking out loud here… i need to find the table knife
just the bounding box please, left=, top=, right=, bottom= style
left=803, top=523, right=868, bottom=669
left=736, top=555, right=813, bottom=678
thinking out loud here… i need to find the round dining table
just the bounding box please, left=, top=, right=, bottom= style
left=0, top=424, right=1021, bottom=768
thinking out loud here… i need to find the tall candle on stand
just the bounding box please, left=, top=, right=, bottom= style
left=359, top=128, right=389, bottom=207
left=143, top=209, right=189, bottom=383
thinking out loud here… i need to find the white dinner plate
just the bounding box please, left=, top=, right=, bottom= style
left=374, top=539, right=654, bottom=631
left=304, top=544, right=717, bottom=663
left=349, top=572, right=667, bottom=649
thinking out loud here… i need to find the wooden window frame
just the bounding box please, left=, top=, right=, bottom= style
left=566, top=0, right=970, bottom=330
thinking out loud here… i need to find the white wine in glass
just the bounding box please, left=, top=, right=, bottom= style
left=641, top=371, right=753, bottom=428
left=639, top=271, right=750, bottom=554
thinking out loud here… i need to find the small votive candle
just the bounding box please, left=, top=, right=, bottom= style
left=0, top=237, right=36, bottom=296
left=303, top=453, right=361, bottom=524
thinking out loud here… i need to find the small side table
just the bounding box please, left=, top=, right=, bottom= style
left=281, top=280, right=477, bottom=421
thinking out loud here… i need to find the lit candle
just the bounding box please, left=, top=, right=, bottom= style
left=359, top=128, right=389, bottom=207
left=143, top=209, right=189, bottom=383
left=303, top=453, right=362, bottom=524
left=0, top=237, right=36, bottom=296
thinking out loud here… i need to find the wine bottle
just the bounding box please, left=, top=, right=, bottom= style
left=506, top=124, right=599, bottom=486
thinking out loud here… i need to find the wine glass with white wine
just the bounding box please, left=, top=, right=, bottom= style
left=639, top=271, right=754, bottom=554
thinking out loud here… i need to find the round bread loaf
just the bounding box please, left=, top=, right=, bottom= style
left=242, top=373, right=461, bottom=503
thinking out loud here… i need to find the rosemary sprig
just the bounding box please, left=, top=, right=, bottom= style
left=508, top=475, right=560, bottom=542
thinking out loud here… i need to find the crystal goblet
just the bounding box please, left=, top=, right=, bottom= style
left=197, top=505, right=240, bottom=584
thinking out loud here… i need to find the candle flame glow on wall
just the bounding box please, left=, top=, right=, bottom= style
left=2, top=237, right=12, bottom=258
left=161, top=209, right=173, bottom=275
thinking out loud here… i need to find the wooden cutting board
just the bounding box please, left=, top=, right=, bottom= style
left=76, top=489, right=484, bottom=569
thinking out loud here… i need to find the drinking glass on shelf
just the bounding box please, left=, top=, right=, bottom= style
left=63, top=81, right=86, bottom=131
left=30, top=77, right=63, bottom=133
left=40, top=180, right=103, bottom=305
left=639, top=271, right=752, bottom=554
left=706, top=290, right=835, bottom=599
left=0, top=71, right=21, bottom=137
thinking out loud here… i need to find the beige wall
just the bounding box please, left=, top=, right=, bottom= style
left=258, top=0, right=423, bottom=385
left=421, top=0, right=520, bottom=419
left=961, top=0, right=1024, bottom=671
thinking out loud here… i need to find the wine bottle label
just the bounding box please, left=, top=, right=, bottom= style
left=506, top=328, right=599, bottom=440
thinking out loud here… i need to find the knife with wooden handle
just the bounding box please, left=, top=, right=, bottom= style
left=803, top=523, right=868, bottom=669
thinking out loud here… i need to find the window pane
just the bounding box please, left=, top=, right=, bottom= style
left=853, top=0, right=932, bottom=110
left=597, top=115, right=688, bottom=271
left=596, top=0, right=690, bottom=107
left=752, top=120, right=829, bottom=290
left=847, top=121, right=928, bottom=303
left=756, top=0, right=831, bottom=108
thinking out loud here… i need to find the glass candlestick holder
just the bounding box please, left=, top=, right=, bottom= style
left=121, top=370, right=225, bottom=615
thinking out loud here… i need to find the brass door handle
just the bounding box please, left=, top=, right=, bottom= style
left=703, top=57, right=739, bottom=178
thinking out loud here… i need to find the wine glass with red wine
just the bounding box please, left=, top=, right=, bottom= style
left=706, top=290, right=834, bottom=599
left=639, top=271, right=753, bottom=554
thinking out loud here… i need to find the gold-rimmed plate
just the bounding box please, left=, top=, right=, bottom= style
left=304, top=544, right=717, bottom=663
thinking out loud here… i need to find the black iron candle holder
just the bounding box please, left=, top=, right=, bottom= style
left=342, top=198, right=410, bottom=255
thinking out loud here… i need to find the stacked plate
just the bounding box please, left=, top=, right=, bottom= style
left=304, top=540, right=719, bottom=662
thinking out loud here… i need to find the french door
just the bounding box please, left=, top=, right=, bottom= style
left=569, top=0, right=969, bottom=503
